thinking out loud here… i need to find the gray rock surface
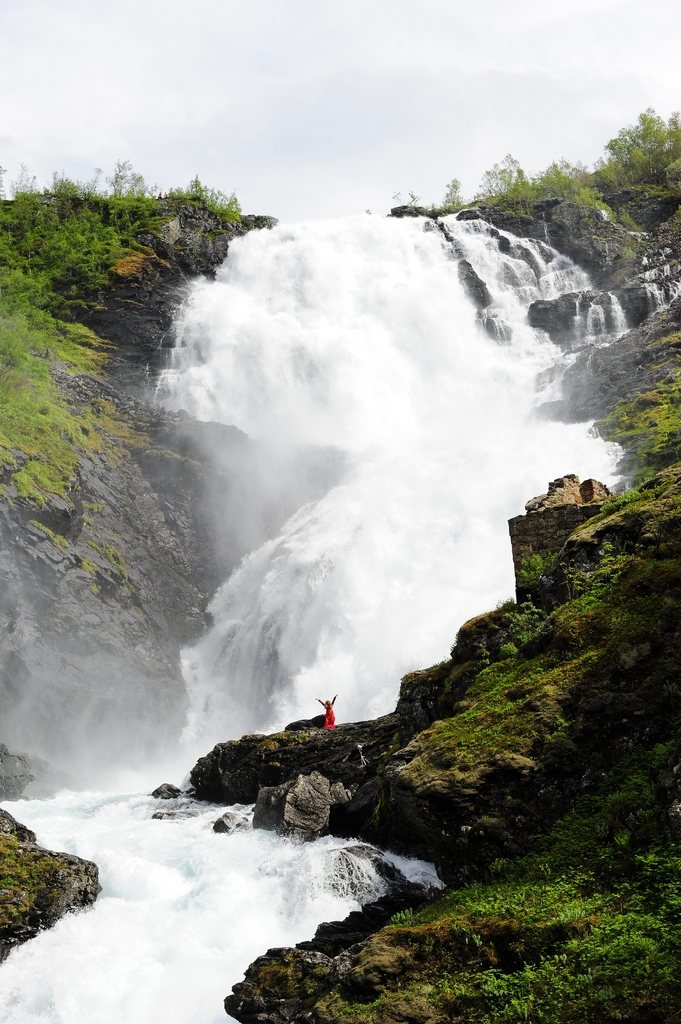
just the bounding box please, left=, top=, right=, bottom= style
left=253, top=771, right=351, bottom=839
left=0, top=744, right=34, bottom=800
left=151, top=783, right=182, bottom=799
left=213, top=810, right=252, bottom=834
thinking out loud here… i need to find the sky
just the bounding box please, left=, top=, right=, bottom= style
left=1, top=0, right=680, bottom=221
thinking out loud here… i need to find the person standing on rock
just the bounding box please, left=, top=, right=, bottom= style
left=317, top=695, right=337, bottom=729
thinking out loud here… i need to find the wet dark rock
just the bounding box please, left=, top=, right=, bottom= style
left=0, top=810, right=100, bottom=962
left=284, top=714, right=325, bottom=731
left=213, top=810, right=252, bottom=834
left=253, top=771, right=352, bottom=839
left=296, top=882, right=430, bottom=957
left=457, top=259, right=492, bottom=310
left=226, top=947, right=333, bottom=1024
left=151, top=810, right=196, bottom=821
left=481, top=313, right=512, bottom=344
left=0, top=744, right=34, bottom=800
left=554, top=295, right=681, bottom=427
left=603, top=187, right=680, bottom=232
left=151, top=782, right=182, bottom=799
left=190, top=715, right=401, bottom=807
left=389, top=205, right=431, bottom=218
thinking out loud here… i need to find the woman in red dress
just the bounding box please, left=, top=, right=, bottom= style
left=317, top=694, right=338, bottom=729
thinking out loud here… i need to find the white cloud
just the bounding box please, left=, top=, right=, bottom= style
left=1, top=0, right=680, bottom=218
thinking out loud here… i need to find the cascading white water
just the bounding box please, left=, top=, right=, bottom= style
left=158, top=213, right=620, bottom=747
left=0, top=791, right=439, bottom=1023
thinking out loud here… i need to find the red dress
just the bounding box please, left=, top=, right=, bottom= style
left=324, top=706, right=336, bottom=729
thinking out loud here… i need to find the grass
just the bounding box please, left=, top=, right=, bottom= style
left=0, top=294, right=112, bottom=505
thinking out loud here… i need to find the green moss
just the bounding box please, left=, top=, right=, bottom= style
left=28, top=519, right=69, bottom=549
left=602, top=363, right=681, bottom=482
left=85, top=539, right=130, bottom=582
left=0, top=834, right=65, bottom=925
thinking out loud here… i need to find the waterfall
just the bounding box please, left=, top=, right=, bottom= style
left=608, top=293, right=628, bottom=335
left=159, top=214, right=619, bottom=747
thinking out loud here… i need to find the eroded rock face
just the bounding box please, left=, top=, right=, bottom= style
left=190, top=716, right=400, bottom=809
left=553, top=294, right=681, bottom=429
left=0, top=744, right=34, bottom=800
left=0, top=809, right=100, bottom=962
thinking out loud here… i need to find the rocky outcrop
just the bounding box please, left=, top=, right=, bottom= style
left=253, top=772, right=352, bottom=839
left=0, top=744, right=34, bottom=800
left=552, top=294, right=681, bottom=432
left=603, top=186, right=680, bottom=232
left=457, top=259, right=492, bottom=310
left=190, top=716, right=399, bottom=808
left=458, top=200, right=632, bottom=287
left=79, top=202, right=277, bottom=393
left=0, top=809, right=100, bottom=962
left=508, top=474, right=611, bottom=596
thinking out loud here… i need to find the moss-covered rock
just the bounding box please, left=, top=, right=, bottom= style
left=225, top=468, right=681, bottom=1022
left=0, top=809, right=100, bottom=962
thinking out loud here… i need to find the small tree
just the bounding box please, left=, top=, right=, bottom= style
left=10, top=163, right=38, bottom=197
left=0, top=165, right=6, bottom=198
left=441, top=177, right=463, bottom=209
left=601, top=108, right=681, bottom=185
left=476, top=154, right=528, bottom=200
left=167, top=175, right=241, bottom=221
left=106, top=159, right=151, bottom=197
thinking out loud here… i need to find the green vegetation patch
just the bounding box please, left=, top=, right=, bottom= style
left=602, top=362, right=681, bottom=483
left=0, top=297, right=112, bottom=505
left=0, top=834, right=67, bottom=926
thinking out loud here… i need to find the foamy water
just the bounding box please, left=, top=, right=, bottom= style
left=159, top=214, right=621, bottom=745
left=0, top=789, right=439, bottom=1023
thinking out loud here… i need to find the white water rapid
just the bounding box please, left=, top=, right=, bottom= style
left=1, top=213, right=624, bottom=1024
left=160, top=213, right=620, bottom=747
left=0, top=791, right=439, bottom=1023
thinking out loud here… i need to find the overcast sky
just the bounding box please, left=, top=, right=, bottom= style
left=1, top=0, right=680, bottom=220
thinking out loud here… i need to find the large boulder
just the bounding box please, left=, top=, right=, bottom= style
left=253, top=771, right=351, bottom=839
left=0, top=809, right=100, bottom=962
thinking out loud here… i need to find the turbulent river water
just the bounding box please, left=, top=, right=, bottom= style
left=1, top=213, right=622, bottom=1022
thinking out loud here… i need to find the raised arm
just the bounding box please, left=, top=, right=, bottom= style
left=332, top=694, right=338, bottom=705
left=316, top=698, right=325, bottom=707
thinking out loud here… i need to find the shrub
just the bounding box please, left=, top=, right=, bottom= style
left=167, top=175, right=241, bottom=221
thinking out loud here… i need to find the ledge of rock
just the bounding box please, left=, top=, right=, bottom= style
left=190, top=715, right=400, bottom=809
